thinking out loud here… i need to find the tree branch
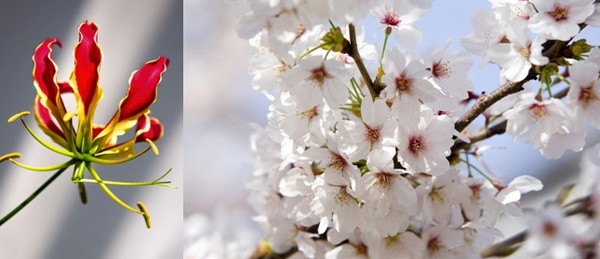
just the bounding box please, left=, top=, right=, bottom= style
left=454, top=78, right=532, bottom=133
left=347, top=23, right=377, bottom=99
left=451, top=84, right=571, bottom=155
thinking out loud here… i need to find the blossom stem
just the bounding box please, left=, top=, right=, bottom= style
left=464, top=152, right=473, bottom=177
left=347, top=23, right=377, bottom=99
left=380, top=26, right=392, bottom=68
left=299, top=42, right=330, bottom=61
left=459, top=158, right=495, bottom=183
left=0, top=166, right=68, bottom=226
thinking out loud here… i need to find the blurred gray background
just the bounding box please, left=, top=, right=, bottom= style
left=0, top=1, right=183, bottom=258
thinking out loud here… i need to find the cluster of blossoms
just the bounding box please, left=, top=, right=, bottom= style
left=239, top=0, right=600, bottom=258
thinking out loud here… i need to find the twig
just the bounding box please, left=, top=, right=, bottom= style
left=347, top=23, right=376, bottom=99
left=454, top=78, right=532, bottom=133
left=451, top=85, right=570, bottom=153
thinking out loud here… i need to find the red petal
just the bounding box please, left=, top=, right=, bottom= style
left=119, top=56, right=169, bottom=123
left=32, top=38, right=63, bottom=111
left=59, top=82, right=74, bottom=93
left=33, top=97, right=67, bottom=148
left=92, top=57, right=168, bottom=146
left=73, top=21, right=102, bottom=115
left=135, top=116, right=163, bottom=142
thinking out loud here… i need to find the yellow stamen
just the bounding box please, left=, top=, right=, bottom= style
left=92, top=146, right=152, bottom=165
left=86, top=163, right=143, bottom=215
left=137, top=202, right=152, bottom=229
left=0, top=152, right=21, bottom=162
left=63, top=111, right=77, bottom=122
left=8, top=111, right=30, bottom=123
left=9, top=158, right=75, bottom=172
left=18, top=117, right=74, bottom=157
left=78, top=182, right=88, bottom=204
left=146, top=139, right=159, bottom=155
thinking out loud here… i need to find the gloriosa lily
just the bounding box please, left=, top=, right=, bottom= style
left=0, top=21, right=173, bottom=228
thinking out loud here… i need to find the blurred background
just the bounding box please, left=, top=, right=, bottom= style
left=183, top=0, right=600, bottom=258
left=0, top=1, right=183, bottom=258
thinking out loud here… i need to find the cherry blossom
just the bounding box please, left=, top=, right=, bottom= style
left=423, top=40, right=474, bottom=101
left=284, top=56, right=350, bottom=107
left=371, top=0, right=426, bottom=47
left=567, top=60, right=600, bottom=128
left=488, top=21, right=548, bottom=81
left=529, top=0, right=595, bottom=41
left=338, top=95, right=396, bottom=162
left=395, top=105, right=454, bottom=175
left=380, top=47, right=443, bottom=108
left=227, top=0, right=600, bottom=257
left=522, top=203, right=577, bottom=258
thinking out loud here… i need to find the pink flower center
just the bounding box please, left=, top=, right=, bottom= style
left=432, top=61, right=451, bottom=78
left=430, top=186, right=446, bottom=203
left=469, top=184, right=482, bottom=203
left=310, top=66, right=328, bottom=85
left=355, top=243, right=368, bottom=255
left=543, top=221, right=557, bottom=237
left=578, top=86, right=598, bottom=109
left=381, top=10, right=401, bottom=26
left=375, top=172, right=394, bottom=190
left=365, top=125, right=381, bottom=145
left=334, top=187, right=353, bottom=206
left=549, top=4, right=569, bottom=22
left=529, top=103, right=546, bottom=119
left=519, top=46, right=531, bottom=59
left=385, top=235, right=399, bottom=246
left=427, top=236, right=443, bottom=252
left=395, top=73, right=413, bottom=93
left=328, top=152, right=347, bottom=172
left=298, top=106, right=318, bottom=119
left=408, top=135, right=426, bottom=155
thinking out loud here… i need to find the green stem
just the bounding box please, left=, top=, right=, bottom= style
left=380, top=27, right=392, bottom=68
left=0, top=166, right=68, bottom=226
left=298, top=43, right=330, bottom=61
left=459, top=158, right=496, bottom=183
left=465, top=152, right=473, bottom=177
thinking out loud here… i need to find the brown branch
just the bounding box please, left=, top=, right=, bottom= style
left=454, top=77, right=532, bottom=133
left=451, top=84, right=571, bottom=155
left=347, top=23, right=377, bottom=99
left=453, top=27, right=584, bottom=134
